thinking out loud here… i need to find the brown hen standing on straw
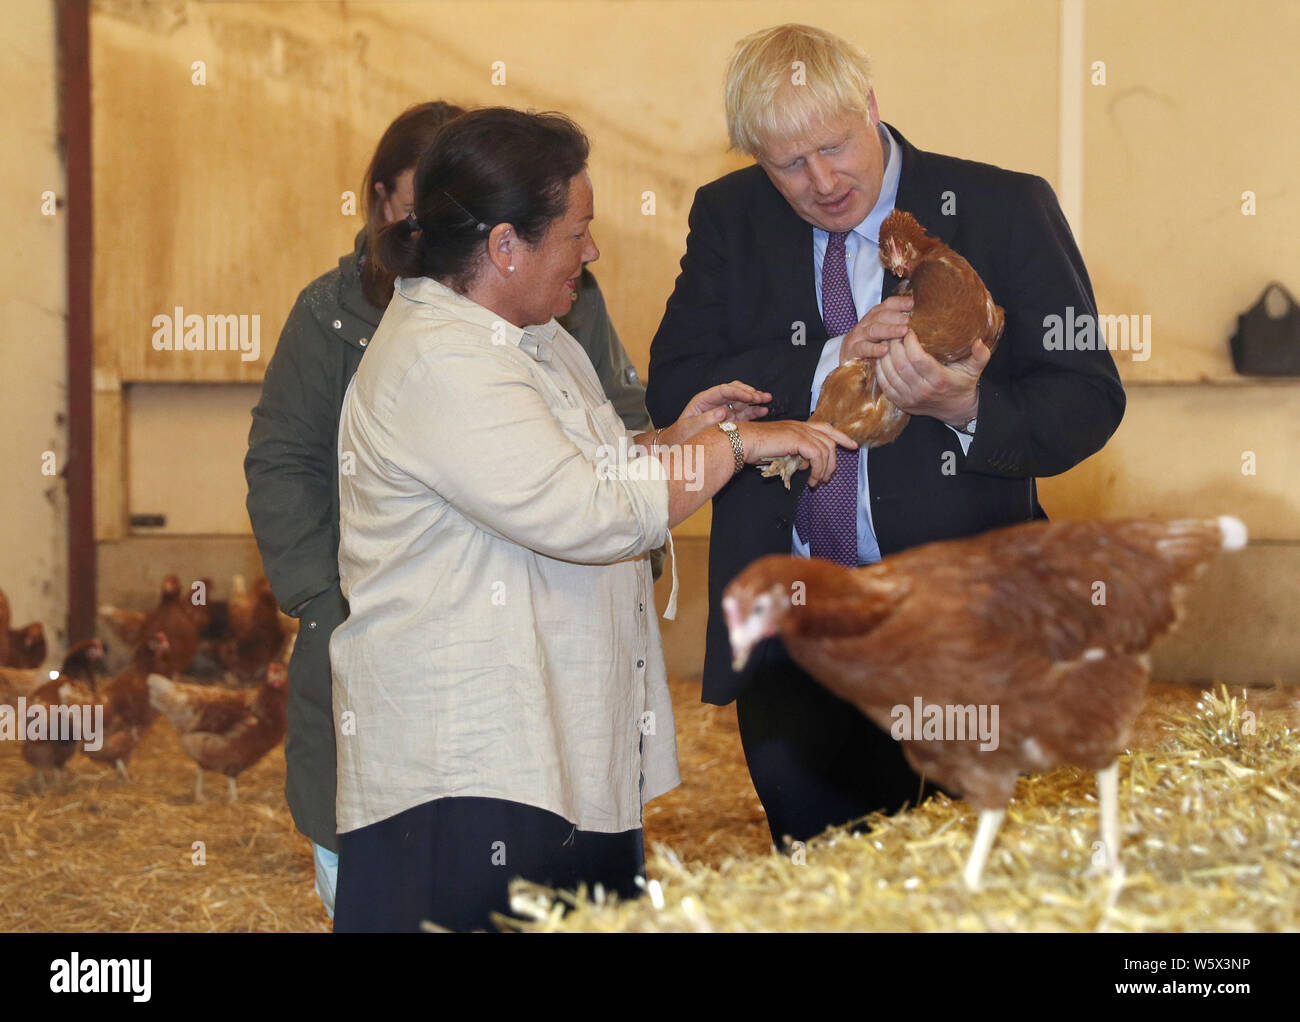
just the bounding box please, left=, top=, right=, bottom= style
left=723, top=516, right=1246, bottom=889
left=83, top=632, right=172, bottom=780
left=148, top=662, right=289, bottom=801
left=20, top=640, right=106, bottom=790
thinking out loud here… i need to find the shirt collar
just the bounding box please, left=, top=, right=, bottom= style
left=394, top=276, right=557, bottom=362
left=518, top=320, right=557, bottom=362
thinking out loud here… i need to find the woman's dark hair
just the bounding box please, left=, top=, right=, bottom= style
left=373, top=107, right=590, bottom=294
left=360, top=101, right=466, bottom=308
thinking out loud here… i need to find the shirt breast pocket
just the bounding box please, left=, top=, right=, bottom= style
left=589, top=399, right=628, bottom=440
left=550, top=405, right=607, bottom=461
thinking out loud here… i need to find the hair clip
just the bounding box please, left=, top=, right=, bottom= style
left=442, top=189, right=489, bottom=232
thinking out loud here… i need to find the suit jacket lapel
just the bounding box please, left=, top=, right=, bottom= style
left=880, top=123, right=961, bottom=302
left=887, top=124, right=959, bottom=244
left=868, top=125, right=971, bottom=555
left=749, top=177, right=826, bottom=347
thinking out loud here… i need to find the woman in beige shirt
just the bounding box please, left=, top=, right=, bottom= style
left=330, top=106, right=853, bottom=932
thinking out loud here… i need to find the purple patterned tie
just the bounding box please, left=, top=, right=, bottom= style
left=795, top=230, right=859, bottom=567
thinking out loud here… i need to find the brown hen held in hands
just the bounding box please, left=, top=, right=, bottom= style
left=879, top=209, right=1005, bottom=365
left=761, top=209, right=1005, bottom=488
left=723, top=516, right=1247, bottom=889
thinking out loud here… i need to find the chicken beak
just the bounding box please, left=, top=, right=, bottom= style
left=883, top=238, right=903, bottom=274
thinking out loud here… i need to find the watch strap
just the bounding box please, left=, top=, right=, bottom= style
left=718, top=423, right=744, bottom=474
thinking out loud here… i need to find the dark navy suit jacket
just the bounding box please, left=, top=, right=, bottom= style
left=646, top=124, right=1126, bottom=706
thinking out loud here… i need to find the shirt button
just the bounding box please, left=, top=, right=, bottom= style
left=333, top=320, right=343, bottom=330
left=638, top=602, right=644, bottom=613
left=636, top=658, right=645, bottom=669
left=308, top=620, right=317, bottom=630
left=360, top=337, right=368, bottom=347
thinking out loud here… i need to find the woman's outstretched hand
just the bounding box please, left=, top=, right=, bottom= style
left=684, top=381, right=771, bottom=421
left=739, top=420, right=857, bottom=487
left=660, top=381, right=772, bottom=445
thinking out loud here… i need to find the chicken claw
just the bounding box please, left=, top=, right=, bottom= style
left=759, top=455, right=801, bottom=489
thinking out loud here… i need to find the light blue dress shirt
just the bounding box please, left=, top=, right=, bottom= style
left=792, top=124, right=973, bottom=565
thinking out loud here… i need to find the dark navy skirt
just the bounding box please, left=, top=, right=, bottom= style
left=333, top=796, right=645, bottom=932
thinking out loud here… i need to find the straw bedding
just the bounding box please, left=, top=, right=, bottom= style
left=1, top=680, right=1295, bottom=932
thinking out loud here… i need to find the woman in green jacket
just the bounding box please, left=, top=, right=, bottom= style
left=244, top=101, right=658, bottom=919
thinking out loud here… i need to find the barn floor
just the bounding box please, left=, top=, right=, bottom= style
left=0, top=678, right=1296, bottom=932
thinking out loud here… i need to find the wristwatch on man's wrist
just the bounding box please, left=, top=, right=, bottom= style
left=954, top=386, right=980, bottom=436
left=718, top=421, right=745, bottom=475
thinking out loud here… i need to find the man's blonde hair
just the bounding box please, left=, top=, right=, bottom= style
left=725, top=24, right=874, bottom=159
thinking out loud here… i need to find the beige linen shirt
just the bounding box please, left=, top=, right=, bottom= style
left=330, top=275, right=679, bottom=835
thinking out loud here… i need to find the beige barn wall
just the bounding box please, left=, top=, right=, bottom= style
left=1080, top=0, right=1300, bottom=386
left=1035, top=0, right=1300, bottom=681
left=1039, top=0, right=1300, bottom=543
left=86, top=1, right=1298, bottom=681
left=0, top=0, right=68, bottom=646
left=90, top=0, right=1058, bottom=541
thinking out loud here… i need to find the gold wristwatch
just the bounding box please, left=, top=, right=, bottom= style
left=718, top=421, right=744, bottom=475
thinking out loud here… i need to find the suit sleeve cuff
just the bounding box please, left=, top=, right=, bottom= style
left=946, top=421, right=976, bottom=454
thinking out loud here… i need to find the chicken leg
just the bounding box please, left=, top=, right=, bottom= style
left=963, top=808, right=1005, bottom=891
left=1090, top=761, right=1124, bottom=878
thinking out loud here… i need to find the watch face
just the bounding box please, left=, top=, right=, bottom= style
left=720, top=421, right=737, bottom=432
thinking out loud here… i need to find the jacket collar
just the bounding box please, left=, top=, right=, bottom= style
left=888, top=123, right=959, bottom=247
left=337, top=229, right=385, bottom=329
left=878, top=123, right=958, bottom=301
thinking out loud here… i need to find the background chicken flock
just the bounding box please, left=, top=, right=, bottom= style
left=0, top=575, right=294, bottom=801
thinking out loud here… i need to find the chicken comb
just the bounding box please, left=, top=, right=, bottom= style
left=879, top=209, right=934, bottom=248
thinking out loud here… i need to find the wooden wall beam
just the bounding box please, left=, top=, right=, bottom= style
left=58, top=0, right=95, bottom=640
